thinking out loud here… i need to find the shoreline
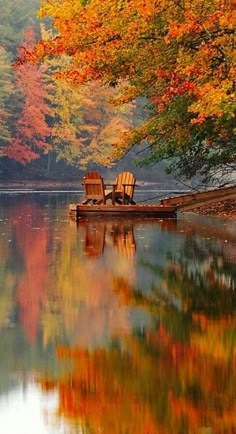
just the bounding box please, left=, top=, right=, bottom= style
left=0, top=181, right=235, bottom=219
left=188, top=198, right=236, bottom=220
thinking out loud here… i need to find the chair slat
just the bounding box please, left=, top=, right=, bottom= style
left=115, top=171, right=136, bottom=204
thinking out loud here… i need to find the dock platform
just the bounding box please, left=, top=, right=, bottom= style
left=69, top=203, right=177, bottom=219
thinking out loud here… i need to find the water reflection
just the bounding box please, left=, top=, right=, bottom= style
left=0, top=195, right=235, bottom=433
left=78, top=219, right=137, bottom=258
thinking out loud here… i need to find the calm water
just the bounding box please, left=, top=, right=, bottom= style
left=0, top=191, right=235, bottom=434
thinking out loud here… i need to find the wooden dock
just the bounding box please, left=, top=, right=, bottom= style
left=160, top=185, right=236, bottom=211
left=69, top=185, right=235, bottom=220
left=69, top=203, right=177, bottom=219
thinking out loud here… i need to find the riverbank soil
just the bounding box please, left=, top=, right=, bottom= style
left=189, top=199, right=236, bottom=219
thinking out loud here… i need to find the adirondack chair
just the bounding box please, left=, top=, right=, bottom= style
left=114, top=171, right=136, bottom=204
left=82, top=171, right=112, bottom=204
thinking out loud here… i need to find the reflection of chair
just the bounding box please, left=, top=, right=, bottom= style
left=82, top=172, right=112, bottom=205
left=84, top=222, right=106, bottom=257
left=111, top=224, right=136, bottom=258
left=78, top=220, right=136, bottom=258
left=114, top=171, right=136, bottom=204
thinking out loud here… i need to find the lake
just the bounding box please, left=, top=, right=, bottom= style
left=0, top=190, right=235, bottom=434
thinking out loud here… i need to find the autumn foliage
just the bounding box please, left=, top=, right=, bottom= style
left=24, top=0, right=236, bottom=177
left=5, top=27, right=52, bottom=164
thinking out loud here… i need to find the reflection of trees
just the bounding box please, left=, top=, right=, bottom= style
left=0, top=200, right=51, bottom=342
left=36, top=219, right=236, bottom=434
left=0, top=205, right=23, bottom=328
left=38, top=344, right=173, bottom=434
left=37, top=255, right=235, bottom=433
left=180, top=235, right=236, bottom=289
left=116, top=233, right=236, bottom=432
left=168, top=315, right=236, bottom=433
left=1, top=207, right=235, bottom=433
left=139, top=234, right=236, bottom=318
left=37, top=311, right=236, bottom=434
left=140, top=258, right=236, bottom=318
left=41, top=221, right=136, bottom=348
left=12, top=203, right=49, bottom=343
left=0, top=239, right=17, bottom=329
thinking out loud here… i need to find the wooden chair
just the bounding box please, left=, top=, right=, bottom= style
left=114, top=171, right=136, bottom=204
left=82, top=171, right=112, bottom=205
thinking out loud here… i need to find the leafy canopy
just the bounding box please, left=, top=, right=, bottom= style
left=28, top=0, right=235, bottom=182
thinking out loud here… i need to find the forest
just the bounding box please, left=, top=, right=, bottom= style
left=0, top=0, right=235, bottom=184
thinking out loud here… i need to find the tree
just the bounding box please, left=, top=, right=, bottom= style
left=49, top=72, right=134, bottom=168
left=5, top=27, right=52, bottom=164
left=29, top=0, right=235, bottom=184
left=0, top=0, right=41, bottom=57
left=0, top=46, right=13, bottom=152
left=40, top=25, right=134, bottom=169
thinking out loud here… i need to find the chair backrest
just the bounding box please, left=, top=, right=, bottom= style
left=116, top=171, right=136, bottom=200
left=84, top=171, right=101, bottom=180
left=83, top=171, right=105, bottom=203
